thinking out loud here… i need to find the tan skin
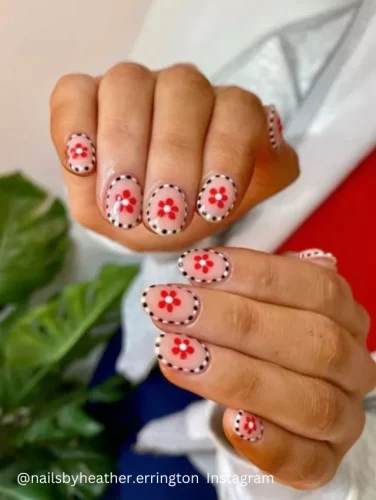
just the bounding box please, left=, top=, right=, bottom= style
left=50, top=62, right=375, bottom=489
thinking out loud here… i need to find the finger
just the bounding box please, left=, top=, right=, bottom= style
left=154, top=332, right=362, bottom=444
left=222, top=408, right=338, bottom=489
left=143, top=64, right=214, bottom=236
left=50, top=74, right=99, bottom=226
left=51, top=73, right=98, bottom=177
left=141, top=285, right=376, bottom=395
left=178, top=247, right=367, bottom=338
left=196, top=87, right=264, bottom=223
left=96, top=63, right=155, bottom=230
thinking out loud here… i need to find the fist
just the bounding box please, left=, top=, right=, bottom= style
left=50, top=62, right=299, bottom=252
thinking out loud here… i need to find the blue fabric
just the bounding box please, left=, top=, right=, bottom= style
left=90, top=331, right=217, bottom=500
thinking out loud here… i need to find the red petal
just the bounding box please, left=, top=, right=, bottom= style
left=194, top=255, right=201, bottom=261
left=208, top=197, right=216, bottom=205
left=170, top=290, right=177, bottom=297
left=209, top=188, right=217, bottom=195
left=167, top=304, right=173, bottom=313
left=130, top=197, right=137, bottom=205
left=172, top=347, right=180, bottom=355
left=122, top=190, right=130, bottom=198
left=194, top=264, right=201, bottom=270
left=169, top=212, right=176, bottom=220
left=83, top=146, right=88, bottom=152
left=180, top=352, right=187, bottom=360
left=81, top=152, right=87, bottom=158
left=207, top=260, right=214, bottom=267
left=172, top=205, right=179, bottom=212
left=72, top=153, right=78, bottom=159
left=158, top=301, right=166, bottom=309
left=222, top=195, right=228, bottom=201
left=218, top=201, right=224, bottom=209
left=187, top=346, right=195, bottom=354
left=166, top=198, right=174, bottom=205
left=174, top=338, right=181, bottom=345
left=203, top=267, right=209, bottom=274
left=157, top=209, right=165, bottom=217
left=126, top=205, right=134, bottom=213
left=161, top=290, right=168, bottom=298
left=75, top=143, right=83, bottom=148
left=158, top=200, right=165, bottom=208
left=173, top=298, right=181, bottom=306
left=182, top=339, right=189, bottom=345
left=219, top=186, right=226, bottom=194
left=119, top=205, right=124, bottom=212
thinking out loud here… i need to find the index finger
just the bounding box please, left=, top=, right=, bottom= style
left=178, top=247, right=368, bottom=338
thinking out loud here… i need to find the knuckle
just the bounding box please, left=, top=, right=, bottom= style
left=69, top=202, right=96, bottom=231
left=50, top=73, right=95, bottom=107
left=317, top=271, right=349, bottom=310
left=253, top=259, right=280, bottom=293
left=102, top=62, right=152, bottom=87
left=219, top=86, right=263, bottom=110
left=159, top=63, right=212, bottom=94
left=308, top=383, right=343, bottom=437
left=318, top=319, right=347, bottom=374
left=153, top=131, right=197, bottom=161
left=228, top=299, right=256, bottom=342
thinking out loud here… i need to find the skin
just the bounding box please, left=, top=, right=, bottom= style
left=50, top=62, right=299, bottom=251
left=50, top=62, right=374, bottom=489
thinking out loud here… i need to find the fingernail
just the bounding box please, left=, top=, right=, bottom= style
left=155, top=333, right=210, bottom=374
left=105, top=175, right=142, bottom=229
left=299, top=249, right=337, bottom=269
left=66, top=133, right=96, bottom=174
left=197, top=174, right=237, bottom=223
left=234, top=410, right=264, bottom=442
left=146, top=184, right=187, bottom=235
left=141, top=285, right=200, bottom=325
left=178, top=249, right=231, bottom=284
left=265, top=105, right=284, bottom=152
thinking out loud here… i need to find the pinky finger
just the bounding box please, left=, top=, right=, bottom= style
left=222, top=408, right=338, bottom=490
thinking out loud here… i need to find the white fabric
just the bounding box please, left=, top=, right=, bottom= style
left=101, top=0, right=376, bottom=498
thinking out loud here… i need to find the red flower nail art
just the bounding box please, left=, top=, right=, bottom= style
left=157, top=198, right=179, bottom=220
left=208, top=187, right=228, bottom=208
left=243, top=415, right=258, bottom=435
left=158, top=289, right=181, bottom=313
left=171, top=337, right=195, bottom=360
left=115, top=190, right=137, bottom=214
left=70, top=143, right=88, bottom=159
left=194, top=254, right=214, bottom=274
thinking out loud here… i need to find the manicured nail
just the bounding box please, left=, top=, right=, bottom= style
left=265, top=105, right=284, bottom=152
left=234, top=410, right=264, bottom=442
left=299, top=249, right=337, bottom=269
left=197, top=174, right=237, bottom=223
left=105, top=174, right=142, bottom=229
left=146, top=184, right=187, bottom=235
left=155, top=333, right=210, bottom=374
left=66, top=133, right=96, bottom=174
left=141, top=285, right=200, bottom=325
left=178, top=249, right=231, bottom=284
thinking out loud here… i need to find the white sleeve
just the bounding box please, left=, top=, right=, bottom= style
left=209, top=403, right=376, bottom=500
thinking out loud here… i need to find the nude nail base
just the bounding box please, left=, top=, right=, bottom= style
left=234, top=410, right=264, bottom=443
left=155, top=332, right=210, bottom=374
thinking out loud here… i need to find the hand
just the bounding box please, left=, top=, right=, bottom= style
left=141, top=247, right=375, bottom=489
left=50, top=62, right=298, bottom=252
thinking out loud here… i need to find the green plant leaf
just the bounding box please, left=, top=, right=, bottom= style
left=0, top=173, right=69, bottom=304
left=4, top=264, right=138, bottom=405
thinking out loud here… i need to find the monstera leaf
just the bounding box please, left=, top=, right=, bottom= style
left=0, top=173, right=69, bottom=304
left=4, top=264, right=138, bottom=405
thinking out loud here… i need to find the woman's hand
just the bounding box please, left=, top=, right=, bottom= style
left=141, top=247, right=375, bottom=489
left=50, top=62, right=298, bottom=252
